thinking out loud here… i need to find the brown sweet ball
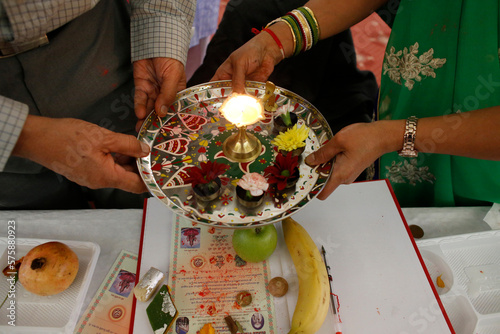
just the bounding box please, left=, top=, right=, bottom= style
left=409, top=224, right=425, bottom=239
left=267, top=276, right=289, bottom=297
left=236, top=291, right=252, bottom=307
left=18, top=241, right=79, bottom=296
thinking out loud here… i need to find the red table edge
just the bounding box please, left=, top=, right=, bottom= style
left=383, top=178, right=455, bottom=334
left=129, top=197, right=149, bottom=334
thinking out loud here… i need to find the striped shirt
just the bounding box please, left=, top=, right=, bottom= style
left=0, top=0, right=195, bottom=171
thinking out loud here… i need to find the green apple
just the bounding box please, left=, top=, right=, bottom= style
left=232, top=225, right=278, bottom=262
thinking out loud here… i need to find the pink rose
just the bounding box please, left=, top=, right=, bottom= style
left=238, top=173, right=269, bottom=197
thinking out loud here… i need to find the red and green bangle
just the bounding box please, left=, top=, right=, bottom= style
left=290, top=9, right=313, bottom=52
left=265, top=5, right=320, bottom=57
left=280, top=14, right=304, bottom=56
left=297, top=6, right=320, bottom=45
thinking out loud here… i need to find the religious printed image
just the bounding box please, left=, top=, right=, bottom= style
left=74, top=250, right=138, bottom=334
left=181, top=227, right=201, bottom=248
left=251, top=313, right=265, bottom=330
left=176, top=317, right=189, bottom=334
left=190, top=255, right=206, bottom=270
left=169, top=217, right=276, bottom=333
left=108, top=305, right=126, bottom=322
left=109, top=269, right=136, bottom=297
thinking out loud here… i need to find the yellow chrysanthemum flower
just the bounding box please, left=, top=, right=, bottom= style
left=271, top=124, right=309, bottom=151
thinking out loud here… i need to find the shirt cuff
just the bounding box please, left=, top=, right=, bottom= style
left=0, top=97, right=29, bottom=171
left=131, top=15, right=193, bottom=66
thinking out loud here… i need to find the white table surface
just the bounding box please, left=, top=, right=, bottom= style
left=0, top=183, right=493, bottom=333
left=0, top=208, right=144, bottom=326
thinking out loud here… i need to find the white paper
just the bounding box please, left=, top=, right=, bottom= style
left=483, top=203, right=500, bottom=230
left=133, top=180, right=453, bottom=333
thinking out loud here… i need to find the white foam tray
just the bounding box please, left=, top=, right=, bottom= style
left=0, top=238, right=100, bottom=334
left=417, top=230, right=500, bottom=334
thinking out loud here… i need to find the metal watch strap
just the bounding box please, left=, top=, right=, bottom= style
left=398, top=116, right=418, bottom=158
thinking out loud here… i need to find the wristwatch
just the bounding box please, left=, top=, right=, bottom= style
left=398, top=116, right=418, bottom=158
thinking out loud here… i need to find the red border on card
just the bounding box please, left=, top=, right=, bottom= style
left=129, top=197, right=149, bottom=334
left=383, top=179, right=455, bottom=333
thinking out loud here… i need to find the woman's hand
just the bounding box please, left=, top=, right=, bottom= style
left=211, top=25, right=288, bottom=93
left=305, top=121, right=402, bottom=200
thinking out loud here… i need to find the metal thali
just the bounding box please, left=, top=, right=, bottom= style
left=137, top=81, right=333, bottom=228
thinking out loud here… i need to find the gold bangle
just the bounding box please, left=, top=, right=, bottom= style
left=291, top=9, right=313, bottom=51
left=302, top=6, right=321, bottom=40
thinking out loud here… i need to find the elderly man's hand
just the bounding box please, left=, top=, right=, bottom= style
left=133, top=57, right=186, bottom=131
left=13, top=116, right=149, bottom=193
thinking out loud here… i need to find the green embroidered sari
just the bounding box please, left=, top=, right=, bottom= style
left=378, top=0, right=500, bottom=207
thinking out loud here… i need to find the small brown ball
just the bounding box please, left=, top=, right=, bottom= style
left=267, top=276, right=288, bottom=297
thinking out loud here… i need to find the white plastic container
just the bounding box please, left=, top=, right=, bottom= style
left=417, top=230, right=500, bottom=334
left=0, top=238, right=100, bottom=333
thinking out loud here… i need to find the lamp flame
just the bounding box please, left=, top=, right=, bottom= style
left=220, top=93, right=264, bottom=127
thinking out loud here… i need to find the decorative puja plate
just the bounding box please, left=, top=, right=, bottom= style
left=137, top=81, right=333, bottom=228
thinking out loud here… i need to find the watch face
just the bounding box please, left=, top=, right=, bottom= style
left=399, top=116, right=418, bottom=158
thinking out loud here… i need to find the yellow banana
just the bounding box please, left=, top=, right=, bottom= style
left=282, top=217, right=330, bottom=334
